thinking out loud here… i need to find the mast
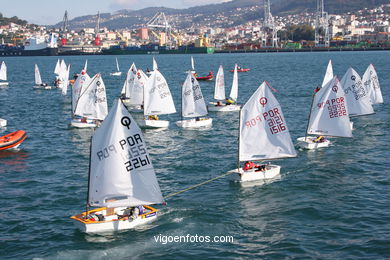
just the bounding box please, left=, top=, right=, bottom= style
left=237, top=111, right=241, bottom=170
left=85, top=136, right=93, bottom=217
left=304, top=88, right=317, bottom=141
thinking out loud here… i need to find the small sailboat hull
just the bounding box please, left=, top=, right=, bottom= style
left=139, top=119, right=169, bottom=129
left=0, top=130, right=27, bottom=151
left=71, top=205, right=158, bottom=233
left=33, top=85, right=56, bottom=90
left=176, top=118, right=212, bottom=128
left=70, top=118, right=98, bottom=128
left=122, top=99, right=144, bottom=113
left=0, top=82, right=9, bottom=86
left=296, top=136, right=330, bottom=150
left=232, top=165, right=281, bottom=182
left=207, top=103, right=241, bottom=112
left=229, top=68, right=250, bottom=72
left=110, top=72, right=122, bottom=76
left=0, top=118, right=6, bottom=127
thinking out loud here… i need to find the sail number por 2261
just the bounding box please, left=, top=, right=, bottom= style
left=125, top=154, right=151, bottom=172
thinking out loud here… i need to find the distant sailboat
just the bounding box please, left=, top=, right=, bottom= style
left=139, top=69, right=176, bottom=129
left=147, top=57, right=158, bottom=75
left=297, top=76, right=353, bottom=149
left=229, top=81, right=297, bottom=182
left=362, top=64, right=383, bottom=105
left=208, top=64, right=241, bottom=112
left=110, top=58, right=122, bottom=76
left=121, top=64, right=148, bottom=112
left=340, top=67, right=374, bottom=117
left=33, top=64, right=55, bottom=89
left=0, top=61, right=8, bottom=86
left=71, top=99, right=164, bottom=233
left=71, top=72, right=108, bottom=128
left=176, top=71, right=212, bottom=128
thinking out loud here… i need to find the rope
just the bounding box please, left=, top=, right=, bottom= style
left=163, top=170, right=236, bottom=200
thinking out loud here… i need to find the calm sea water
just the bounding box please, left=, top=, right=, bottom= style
left=0, top=51, right=389, bottom=259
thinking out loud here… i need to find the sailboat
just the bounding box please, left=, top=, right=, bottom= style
left=139, top=69, right=176, bottom=129
left=362, top=64, right=383, bottom=105
left=176, top=71, right=212, bottom=128
left=297, top=76, right=353, bottom=149
left=70, top=99, right=164, bottom=233
left=110, top=58, right=122, bottom=76
left=0, top=61, right=8, bottom=86
left=71, top=72, right=108, bottom=128
left=147, top=57, right=158, bottom=75
left=229, top=81, right=296, bottom=182
left=340, top=67, right=374, bottom=117
left=208, top=64, right=241, bottom=112
left=33, top=64, right=55, bottom=89
left=121, top=64, right=148, bottom=112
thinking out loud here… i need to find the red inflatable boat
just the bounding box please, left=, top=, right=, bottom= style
left=0, top=130, right=27, bottom=151
left=229, top=68, right=250, bottom=72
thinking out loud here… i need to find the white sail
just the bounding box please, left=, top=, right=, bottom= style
left=144, top=70, right=176, bottom=115
left=191, top=56, right=195, bottom=71
left=54, top=59, right=60, bottom=75
left=362, top=64, right=383, bottom=104
left=307, top=76, right=352, bottom=137
left=61, top=64, right=71, bottom=95
left=34, top=64, right=42, bottom=85
left=129, top=69, right=147, bottom=106
left=116, top=58, right=120, bottom=72
left=83, top=60, right=88, bottom=72
left=152, top=57, right=158, bottom=71
left=121, top=63, right=137, bottom=97
left=340, top=67, right=374, bottom=116
left=72, top=72, right=92, bottom=115
left=229, top=64, right=238, bottom=100
left=60, top=59, right=67, bottom=73
left=89, top=99, right=164, bottom=208
left=239, top=81, right=297, bottom=161
left=181, top=72, right=208, bottom=118
left=74, top=73, right=108, bottom=120
left=214, top=65, right=225, bottom=100
left=321, top=60, right=333, bottom=88
left=0, top=61, right=7, bottom=81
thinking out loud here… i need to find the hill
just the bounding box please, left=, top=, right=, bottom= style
left=52, top=0, right=389, bottom=30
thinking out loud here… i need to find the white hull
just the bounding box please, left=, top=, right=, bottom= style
left=176, top=118, right=212, bottom=128
left=296, top=136, right=330, bottom=150
left=122, top=100, right=144, bottom=113
left=70, top=118, right=97, bottom=128
left=0, top=118, right=6, bottom=127
left=110, top=72, right=122, bottom=76
left=139, top=119, right=169, bottom=129
left=350, top=122, right=354, bottom=130
left=231, top=165, right=281, bottom=182
left=0, top=82, right=9, bottom=86
left=71, top=206, right=158, bottom=233
left=207, top=103, right=241, bottom=112
left=33, top=85, right=56, bottom=90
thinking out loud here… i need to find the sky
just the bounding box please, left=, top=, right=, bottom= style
left=1, top=0, right=232, bottom=25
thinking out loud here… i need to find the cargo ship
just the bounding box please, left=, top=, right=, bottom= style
left=0, top=34, right=58, bottom=56
left=102, top=44, right=215, bottom=55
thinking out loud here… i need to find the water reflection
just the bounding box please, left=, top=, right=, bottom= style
left=0, top=149, right=28, bottom=174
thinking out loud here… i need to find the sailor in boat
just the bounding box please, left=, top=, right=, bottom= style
left=148, top=115, right=159, bottom=120
left=226, top=97, right=236, bottom=105
left=237, top=66, right=242, bottom=70
left=216, top=101, right=223, bottom=106
left=313, top=136, right=326, bottom=143
left=243, top=161, right=266, bottom=172
left=86, top=206, right=145, bottom=222
left=54, top=77, right=62, bottom=88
